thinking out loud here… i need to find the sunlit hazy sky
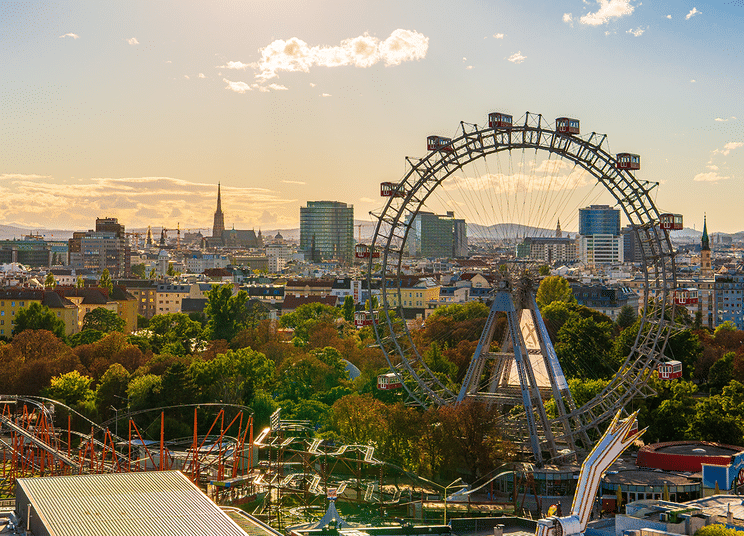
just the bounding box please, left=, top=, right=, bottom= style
left=2, top=0, right=743, bottom=233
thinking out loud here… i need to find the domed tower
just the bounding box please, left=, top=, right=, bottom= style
left=701, top=214, right=712, bottom=278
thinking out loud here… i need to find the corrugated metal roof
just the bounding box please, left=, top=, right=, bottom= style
left=18, top=470, right=249, bottom=536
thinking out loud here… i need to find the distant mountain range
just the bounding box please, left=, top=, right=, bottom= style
left=0, top=221, right=741, bottom=243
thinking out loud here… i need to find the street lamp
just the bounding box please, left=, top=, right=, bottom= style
left=443, top=477, right=466, bottom=525
left=110, top=406, right=119, bottom=437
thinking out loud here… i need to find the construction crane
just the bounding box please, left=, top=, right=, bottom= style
left=160, top=224, right=206, bottom=251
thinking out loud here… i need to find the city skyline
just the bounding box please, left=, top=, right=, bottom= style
left=2, top=1, right=743, bottom=232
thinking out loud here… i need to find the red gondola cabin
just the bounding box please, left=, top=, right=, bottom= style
left=427, top=135, right=453, bottom=152
left=377, top=372, right=403, bottom=390
left=616, top=153, right=641, bottom=170
left=354, top=310, right=377, bottom=328
left=659, top=213, right=683, bottom=230
left=488, top=112, right=513, bottom=129
left=674, top=289, right=699, bottom=306
left=381, top=182, right=405, bottom=198
left=355, top=244, right=369, bottom=259
left=658, top=360, right=683, bottom=380
left=556, top=117, right=580, bottom=135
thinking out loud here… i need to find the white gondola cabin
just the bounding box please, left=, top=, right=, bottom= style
left=616, top=153, right=641, bottom=170
left=659, top=213, right=684, bottom=230
left=658, top=360, right=683, bottom=380
left=556, top=117, right=580, bottom=135
left=380, top=181, right=405, bottom=198
left=674, top=289, right=699, bottom=306
left=488, top=112, right=513, bottom=129
left=354, top=310, right=378, bottom=328
left=427, top=135, right=454, bottom=152
left=377, top=372, right=403, bottom=390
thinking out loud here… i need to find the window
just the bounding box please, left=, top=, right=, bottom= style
left=19, top=301, right=24, bottom=307
left=11, top=301, right=15, bottom=307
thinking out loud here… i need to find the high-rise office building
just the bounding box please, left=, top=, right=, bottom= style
left=68, top=217, right=131, bottom=277
left=578, top=205, right=623, bottom=265
left=405, top=211, right=468, bottom=258
left=300, top=201, right=354, bottom=263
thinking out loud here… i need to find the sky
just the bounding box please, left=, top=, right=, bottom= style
left=2, top=0, right=743, bottom=234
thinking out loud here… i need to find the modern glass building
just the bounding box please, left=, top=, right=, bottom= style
left=300, top=201, right=354, bottom=263
left=579, top=205, right=621, bottom=235
left=578, top=205, right=623, bottom=265
left=404, top=211, right=468, bottom=258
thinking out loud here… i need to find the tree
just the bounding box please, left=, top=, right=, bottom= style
left=147, top=313, right=203, bottom=354
left=44, top=273, right=56, bottom=289
left=95, top=363, right=130, bottom=418
left=148, top=267, right=156, bottom=279
left=536, top=275, right=575, bottom=310
left=82, top=307, right=126, bottom=333
left=13, top=302, right=67, bottom=339
left=714, top=321, right=737, bottom=337
left=76, top=275, right=85, bottom=288
left=99, top=268, right=113, bottom=295
left=538, top=265, right=551, bottom=276
left=708, top=352, right=735, bottom=392
left=167, top=262, right=178, bottom=277
left=342, top=296, right=355, bottom=323
left=131, top=263, right=146, bottom=279
left=189, top=348, right=274, bottom=405
left=555, top=316, right=615, bottom=378
left=127, top=374, right=162, bottom=411
left=69, top=329, right=105, bottom=347
left=688, top=381, right=744, bottom=445
left=616, top=305, right=637, bottom=329
left=695, top=525, right=740, bottom=536
left=204, top=285, right=250, bottom=341
left=42, top=370, right=94, bottom=406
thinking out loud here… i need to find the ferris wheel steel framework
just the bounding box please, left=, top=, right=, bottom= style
left=367, top=111, right=678, bottom=461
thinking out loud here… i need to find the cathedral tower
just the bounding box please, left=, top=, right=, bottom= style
left=212, top=183, right=225, bottom=239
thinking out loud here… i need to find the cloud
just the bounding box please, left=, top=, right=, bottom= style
left=223, top=78, right=252, bottom=93
left=707, top=164, right=719, bottom=171
left=690, top=79, right=696, bottom=83
left=281, top=180, right=306, bottom=185
left=686, top=7, right=700, bottom=20
left=59, top=33, right=79, bottom=39
left=626, top=26, right=645, bottom=36
left=253, top=29, right=428, bottom=82
left=165, top=60, right=172, bottom=64
left=563, top=13, right=574, bottom=25
left=666, top=14, right=672, bottom=19
left=493, top=33, right=505, bottom=39
left=359, top=197, right=374, bottom=203
left=507, top=51, right=526, bottom=64
left=126, top=37, right=139, bottom=45
left=321, top=93, right=332, bottom=97
left=183, top=75, right=190, bottom=79
left=715, top=116, right=736, bottom=122
left=267, top=83, right=288, bottom=91
left=0, top=176, right=298, bottom=229
left=713, top=142, right=744, bottom=156
left=580, top=0, right=635, bottom=26
left=445, top=164, right=589, bottom=195
left=693, top=172, right=729, bottom=182
left=309, top=82, right=316, bottom=87
left=465, top=65, right=474, bottom=70
left=198, top=73, right=206, bottom=79
left=219, top=61, right=251, bottom=70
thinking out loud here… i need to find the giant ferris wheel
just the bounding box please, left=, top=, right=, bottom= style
left=365, top=111, right=679, bottom=465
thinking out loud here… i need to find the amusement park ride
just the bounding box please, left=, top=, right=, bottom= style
left=366, top=110, right=686, bottom=465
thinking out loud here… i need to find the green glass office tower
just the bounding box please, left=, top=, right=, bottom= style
left=300, top=201, right=354, bottom=263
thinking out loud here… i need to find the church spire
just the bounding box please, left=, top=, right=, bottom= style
left=212, top=183, right=225, bottom=239
left=556, top=219, right=562, bottom=238
left=701, top=213, right=710, bottom=251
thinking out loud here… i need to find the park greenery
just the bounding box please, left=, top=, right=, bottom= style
left=2, top=277, right=744, bottom=482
